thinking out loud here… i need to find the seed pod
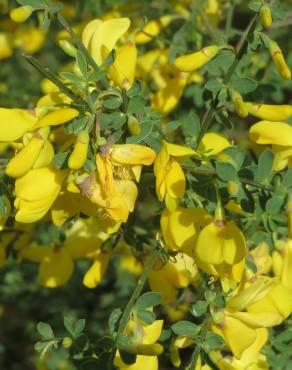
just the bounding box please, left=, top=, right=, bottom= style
left=174, top=45, right=219, bottom=72
left=68, top=130, right=89, bottom=170
left=59, top=39, right=77, bottom=57
left=5, top=127, right=50, bottom=178
left=10, top=6, right=33, bottom=23
left=231, top=90, right=248, bottom=118
left=127, top=114, right=141, bottom=136
left=244, top=102, right=292, bottom=121
left=269, top=41, right=291, bottom=80
left=260, top=5, right=272, bottom=29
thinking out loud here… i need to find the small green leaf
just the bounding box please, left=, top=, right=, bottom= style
left=248, top=0, right=263, bottom=12
left=108, top=308, right=122, bottom=335
left=64, top=317, right=74, bottom=336
left=171, top=321, right=201, bottom=337
left=17, top=0, right=44, bottom=7
left=135, top=292, right=161, bottom=309
left=88, top=69, right=106, bottom=82
left=203, top=332, right=225, bottom=351
left=246, top=259, right=257, bottom=273
left=102, top=49, right=116, bottom=66
left=37, top=322, right=54, bottom=339
left=256, top=149, right=274, bottom=182
left=52, top=152, right=69, bottom=169
left=41, top=10, right=50, bottom=30
left=103, top=97, right=122, bottom=110
left=190, top=301, right=208, bottom=317
left=127, top=81, right=142, bottom=97
left=216, top=162, right=238, bottom=182
left=127, top=96, right=146, bottom=114
left=0, top=196, right=6, bottom=217
left=230, top=76, right=258, bottom=94
left=74, top=319, right=86, bottom=337
left=59, top=72, right=83, bottom=84
left=76, top=51, right=87, bottom=78
left=182, top=111, right=201, bottom=139
left=204, top=79, right=224, bottom=94
left=137, top=309, right=155, bottom=325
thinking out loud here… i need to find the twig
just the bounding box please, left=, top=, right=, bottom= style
left=185, top=315, right=212, bottom=370
left=23, top=54, right=88, bottom=108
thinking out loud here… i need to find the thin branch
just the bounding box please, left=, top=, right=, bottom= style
left=23, top=54, right=88, bottom=108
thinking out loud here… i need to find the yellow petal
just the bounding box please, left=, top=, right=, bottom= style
left=83, top=252, right=110, bottom=288
left=164, top=141, right=196, bottom=157
left=36, top=108, right=79, bottom=128
left=244, top=102, right=292, bottom=122
left=142, top=320, right=164, bottom=344
left=174, top=45, right=219, bottom=72
left=38, top=247, right=73, bottom=288
left=198, top=132, right=230, bottom=156
left=0, top=108, right=37, bottom=142
left=165, top=158, right=186, bottom=198
left=249, top=121, right=292, bottom=146
left=68, top=130, right=89, bottom=170
left=110, top=144, right=156, bottom=165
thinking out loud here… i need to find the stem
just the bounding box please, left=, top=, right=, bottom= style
left=107, top=247, right=160, bottom=368
left=185, top=315, right=212, bottom=370
left=225, top=2, right=235, bottom=37
left=117, top=248, right=159, bottom=333
left=184, top=166, right=274, bottom=192
left=196, top=4, right=221, bottom=44
left=23, top=54, right=88, bottom=108
left=196, top=14, right=258, bottom=148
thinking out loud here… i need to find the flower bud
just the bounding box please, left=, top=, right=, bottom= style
left=62, top=337, right=73, bottom=348
left=227, top=181, right=239, bottom=196
left=10, top=6, right=33, bottom=23
left=174, top=45, right=219, bottom=72
left=231, top=90, right=248, bottom=118
left=68, top=130, right=89, bottom=170
left=127, top=115, right=141, bottom=136
left=260, top=5, right=272, bottom=29
left=269, top=41, right=291, bottom=80
left=59, top=39, right=77, bottom=58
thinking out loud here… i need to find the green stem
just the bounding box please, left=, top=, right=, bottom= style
left=196, top=4, right=221, bottom=44
left=184, top=166, right=274, bottom=192
left=196, top=14, right=258, bottom=148
left=107, top=248, right=160, bottom=369
left=185, top=315, right=212, bottom=370
left=23, top=54, right=88, bottom=108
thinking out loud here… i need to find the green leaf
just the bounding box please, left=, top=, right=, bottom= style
left=103, top=97, right=122, bottom=110
left=265, top=195, right=286, bottom=214
left=203, top=332, right=225, bottom=351
left=256, top=149, right=274, bottom=182
left=182, top=111, right=201, bottom=139
left=34, top=341, right=49, bottom=353
left=246, top=259, right=257, bottom=273
left=221, top=147, right=245, bottom=170
left=65, top=116, right=89, bottom=134
left=52, top=152, right=69, bottom=169
left=37, top=322, right=54, bottom=339
left=137, top=309, right=155, bottom=325
left=74, top=319, right=86, bottom=337
left=248, top=0, right=263, bottom=12
left=41, top=10, right=50, bottom=30
left=216, top=111, right=233, bottom=130
left=135, top=292, right=161, bottom=309
left=108, top=308, right=122, bottom=335
left=171, top=321, right=201, bottom=337
left=76, top=51, right=87, bottom=78
left=216, top=162, right=238, bottom=182
left=230, top=76, right=258, bottom=94
left=59, top=72, right=83, bottom=84
left=204, top=50, right=235, bottom=74
left=127, top=81, right=142, bottom=97
left=204, top=79, right=224, bottom=94
left=64, top=317, right=74, bottom=336
left=102, top=49, right=116, bottom=66
left=88, top=69, right=106, bottom=82
left=190, top=301, right=208, bottom=317
left=127, top=96, right=146, bottom=114
left=17, top=0, right=44, bottom=7
left=282, top=169, right=292, bottom=187
left=163, top=120, right=182, bottom=134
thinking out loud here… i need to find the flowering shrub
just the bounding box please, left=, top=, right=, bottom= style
left=1, top=0, right=292, bottom=369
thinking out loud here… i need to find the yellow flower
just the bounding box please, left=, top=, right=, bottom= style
left=272, top=239, right=292, bottom=290
left=148, top=252, right=199, bottom=304
left=68, top=130, right=89, bottom=170
left=244, top=102, right=292, bottom=121
left=151, top=73, right=188, bottom=115
left=82, top=17, right=130, bottom=65
left=0, top=32, right=13, bottom=60
left=14, top=26, right=46, bottom=54
left=154, top=141, right=196, bottom=210
left=260, top=4, right=272, bottom=29
left=160, top=206, right=211, bottom=253
left=198, top=132, right=231, bottom=156
left=0, top=108, right=37, bottom=142
left=5, top=127, right=50, bottom=178
left=115, top=319, right=163, bottom=370
left=18, top=218, right=109, bottom=288
left=268, top=40, right=291, bottom=80
left=106, top=41, right=137, bottom=89
left=174, top=45, right=219, bottom=72
left=14, top=166, right=67, bottom=223
left=135, top=15, right=174, bottom=44
left=10, top=6, right=33, bottom=23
